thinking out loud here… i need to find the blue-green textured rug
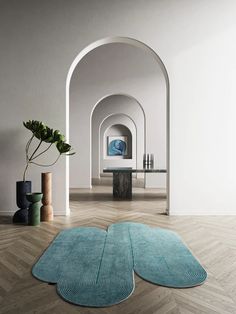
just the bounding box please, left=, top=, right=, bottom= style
left=32, top=222, right=207, bottom=307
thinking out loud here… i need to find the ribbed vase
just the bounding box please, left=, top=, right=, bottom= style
left=26, top=193, right=42, bottom=226
left=41, top=172, right=53, bottom=221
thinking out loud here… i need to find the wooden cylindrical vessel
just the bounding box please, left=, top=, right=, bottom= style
left=41, top=172, right=53, bottom=221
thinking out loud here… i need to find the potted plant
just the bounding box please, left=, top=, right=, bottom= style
left=13, top=120, right=75, bottom=224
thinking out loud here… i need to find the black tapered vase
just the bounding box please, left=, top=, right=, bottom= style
left=12, top=181, right=32, bottom=224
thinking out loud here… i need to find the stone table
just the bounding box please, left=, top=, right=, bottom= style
left=103, top=167, right=167, bottom=200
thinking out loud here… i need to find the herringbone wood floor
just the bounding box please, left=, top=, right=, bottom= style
left=1, top=186, right=236, bottom=313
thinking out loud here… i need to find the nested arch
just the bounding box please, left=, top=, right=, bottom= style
left=103, top=123, right=133, bottom=159
left=66, top=36, right=170, bottom=215
left=98, top=114, right=137, bottom=178
left=91, top=94, right=145, bottom=182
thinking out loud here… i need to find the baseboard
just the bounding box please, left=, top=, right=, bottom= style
left=54, top=211, right=68, bottom=216
left=70, top=185, right=92, bottom=189
left=170, top=209, right=236, bottom=215
left=2, top=209, right=235, bottom=217
left=0, top=211, right=68, bottom=216
left=92, top=177, right=145, bottom=188
left=0, top=211, right=15, bottom=216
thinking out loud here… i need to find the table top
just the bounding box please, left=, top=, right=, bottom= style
left=103, top=167, right=167, bottom=173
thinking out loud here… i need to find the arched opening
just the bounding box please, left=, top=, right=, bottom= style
left=103, top=123, right=133, bottom=159
left=66, top=37, right=170, bottom=215
left=91, top=94, right=146, bottom=187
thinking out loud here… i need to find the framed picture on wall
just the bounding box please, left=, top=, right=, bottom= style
left=107, top=136, right=128, bottom=156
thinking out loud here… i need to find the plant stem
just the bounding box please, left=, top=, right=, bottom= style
left=24, top=135, right=35, bottom=181
left=31, top=143, right=53, bottom=160
left=23, top=163, right=29, bottom=182
left=25, top=134, right=34, bottom=162
left=23, top=137, right=43, bottom=181
left=29, top=154, right=61, bottom=167
left=30, top=139, right=43, bottom=160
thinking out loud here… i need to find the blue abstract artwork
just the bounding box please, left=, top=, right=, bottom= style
left=108, top=136, right=127, bottom=156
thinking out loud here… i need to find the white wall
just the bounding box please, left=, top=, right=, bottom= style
left=1, top=0, right=236, bottom=215
left=170, top=25, right=236, bottom=214
left=69, top=43, right=166, bottom=189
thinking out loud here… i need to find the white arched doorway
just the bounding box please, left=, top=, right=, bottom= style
left=91, top=94, right=146, bottom=185
left=66, top=37, right=170, bottom=215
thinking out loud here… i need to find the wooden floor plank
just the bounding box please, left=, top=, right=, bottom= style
left=0, top=186, right=236, bottom=313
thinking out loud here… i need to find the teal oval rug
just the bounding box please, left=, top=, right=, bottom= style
left=32, top=222, right=207, bottom=307
left=128, top=222, right=207, bottom=288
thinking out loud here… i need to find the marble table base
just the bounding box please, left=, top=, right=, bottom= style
left=113, top=172, right=132, bottom=200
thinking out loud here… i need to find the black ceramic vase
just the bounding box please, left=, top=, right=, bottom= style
left=12, top=181, right=32, bottom=224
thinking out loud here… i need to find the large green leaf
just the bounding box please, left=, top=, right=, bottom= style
left=23, top=120, right=75, bottom=161
left=56, top=141, right=74, bottom=155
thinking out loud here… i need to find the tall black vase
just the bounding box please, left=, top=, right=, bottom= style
left=13, top=181, right=32, bottom=224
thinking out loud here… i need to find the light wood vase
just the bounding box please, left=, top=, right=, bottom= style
left=41, top=172, right=53, bottom=221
